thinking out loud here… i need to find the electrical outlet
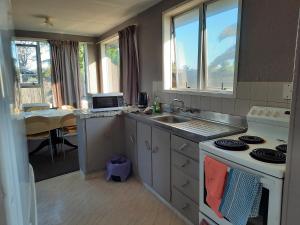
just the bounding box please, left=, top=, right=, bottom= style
left=283, top=83, right=293, bottom=100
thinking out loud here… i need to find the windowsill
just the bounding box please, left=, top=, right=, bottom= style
left=162, top=89, right=236, bottom=98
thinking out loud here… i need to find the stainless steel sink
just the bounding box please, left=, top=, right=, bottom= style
left=152, top=115, right=192, bottom=124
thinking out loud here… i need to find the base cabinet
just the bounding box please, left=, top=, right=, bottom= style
left=152, top=127, right=171, bottom=201
left=124, top=117, right=138, bottom=175
left=137, top=122, right=152, bottom=186
left=136, top=121, right=171, bottom=201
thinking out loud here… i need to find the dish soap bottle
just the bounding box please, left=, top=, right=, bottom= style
left=153, top=96, right=161, bottom=113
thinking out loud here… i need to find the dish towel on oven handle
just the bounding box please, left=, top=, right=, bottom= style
left=219, top=168, right=263, bottom=225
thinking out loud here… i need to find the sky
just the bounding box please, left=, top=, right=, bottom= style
left=175, top=7, right=238, bottom=70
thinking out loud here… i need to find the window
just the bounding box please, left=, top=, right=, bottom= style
left=13, top=40, right=53, bottom=105
left=101, top=36, right=120, bottom=93
left=13, top=40, right=90, bottom=106
left=15, top=41, right=40, bottom=87
left=163, top=0, right=241, bottom=96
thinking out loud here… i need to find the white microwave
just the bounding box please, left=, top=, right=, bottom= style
left=91, top=93, right=124, bottom=112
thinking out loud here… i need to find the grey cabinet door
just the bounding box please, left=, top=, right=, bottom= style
left=137, top=121, right=152, bottom=185
left=124, top=117, right=137, bottom=175
left=152, top=127, right=171, bottom=201
left=85, top=116, right=123, bottom=173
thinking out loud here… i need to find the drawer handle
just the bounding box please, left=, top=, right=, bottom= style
left=130, top=135, right=135, bottom=144
left=181, top=180, right=190, bottom=188
left=181, top=160, right=190, bottom=168
left=178, top=143, right=188, bottom=151
left=145, top=140, right=151, bottom=151
left=181, top=203, right=189, bottom=210
left=152, top=146, right=159, bottom=153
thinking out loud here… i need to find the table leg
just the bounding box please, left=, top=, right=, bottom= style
left=29, top=129, right=77, bottom=156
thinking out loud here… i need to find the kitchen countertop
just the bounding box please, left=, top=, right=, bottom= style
left=75, top=106, right=247, bottom=143
left=127, top=111, right=247, bottom=143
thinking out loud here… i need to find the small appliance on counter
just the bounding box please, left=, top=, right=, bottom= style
left=91, top=93, right=124, bottom=112
left=138, top=92, right=148, bottom=108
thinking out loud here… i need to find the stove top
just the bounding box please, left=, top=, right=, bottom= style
left=238, top=135, right=265, bottom=144
left=199, top=132, right=287, bottom=178
left=250, top=148, right=286, bottom=164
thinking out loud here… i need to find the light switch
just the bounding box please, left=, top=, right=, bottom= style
left=283, top=83, right=293, bottom=100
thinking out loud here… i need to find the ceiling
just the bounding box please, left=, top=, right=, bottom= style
left=11, top=0, right=161, bottom=37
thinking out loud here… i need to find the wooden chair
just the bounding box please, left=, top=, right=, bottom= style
left=61, top=105, right=75, bottom=110
left=26, top=106, right=50, bottom=112
left=59, top=114, right=77, bottom=158
left=22, top=103, right=50, bottom=112
left=25, top=116, right=54, bottom=161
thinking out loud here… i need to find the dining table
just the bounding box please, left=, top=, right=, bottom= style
left=20, top=109, right=78, bottom=155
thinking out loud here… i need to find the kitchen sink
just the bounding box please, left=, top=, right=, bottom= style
left=152, top=115, right=192, bottom=124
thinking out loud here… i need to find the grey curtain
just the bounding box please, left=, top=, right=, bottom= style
left=118, top=25, right=140, bottom=105
left=48, top=40, right=81, bottom=108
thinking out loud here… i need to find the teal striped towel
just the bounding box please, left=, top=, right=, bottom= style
left=219, top=169, right=262, bottom=225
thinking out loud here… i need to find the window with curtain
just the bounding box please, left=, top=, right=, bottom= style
left=12, top=40, right=90, bottom=106
left=100, top=35, right=120, bottom=93
left=164, top=0, right=241, bottom=96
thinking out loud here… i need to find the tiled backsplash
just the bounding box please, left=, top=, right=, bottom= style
left=152, top=81, right=292, bottom=116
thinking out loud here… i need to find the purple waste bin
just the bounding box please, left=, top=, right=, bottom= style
left=106, top=156, right=131, bottom=182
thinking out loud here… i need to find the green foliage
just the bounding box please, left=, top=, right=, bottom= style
left=105, top=44, right=119, bottom=65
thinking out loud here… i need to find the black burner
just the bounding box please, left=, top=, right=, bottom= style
left=250, top=148, right=286, bottom=164
left=215, top=139, right=249, bottom=151
left=239, top=135, right=265, bottom=144
left=276, top=144, right=287, bottom=153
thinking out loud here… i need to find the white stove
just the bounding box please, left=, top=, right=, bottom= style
left=199, top=106, right=290, bottom=179
left=198, top=106, right=290, bottom=225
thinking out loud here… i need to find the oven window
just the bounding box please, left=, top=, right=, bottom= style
left=93, top=97, right=118, bottom=108
left=203, top=180, right=269, bottom=225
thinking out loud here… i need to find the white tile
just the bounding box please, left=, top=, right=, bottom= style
left=183, top=94, right=191, bottom=108
left=210, top=97, right=222, bottom=113
left=222, top=99, right=235, bottom=115
left=236, top=82, right=251, bottom=100
left=234, top=99, right=250, bottom=116
left=191, top=95, right=201, bottom=109
left=267, top=101, right=289, bottom=108
left=250, top=82, right=268, bottom=101
left=200, top=96, right=211, bottom=111
left=267, top=82, right=285, bottom=103
left=250, top=100, right=268, bottom=107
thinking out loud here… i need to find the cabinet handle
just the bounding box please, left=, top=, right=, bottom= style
left=130, top=135, right=135, bottom=144
left=145, top=140, right=151, bottom=151
left=181, top=180, right=190, bottom=188
left=181, top=159, right=190, bottom=168
left=152, top=146, right=159, bottom=153
left=178, top=143, right=188, bottom=151
left=181, top=203, right=189, bottom=210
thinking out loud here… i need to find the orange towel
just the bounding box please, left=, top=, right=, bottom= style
left=204, top=156, right=228, bottom=218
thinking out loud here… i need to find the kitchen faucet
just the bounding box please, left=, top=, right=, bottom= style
left=171, top=99, right=185, bottom=112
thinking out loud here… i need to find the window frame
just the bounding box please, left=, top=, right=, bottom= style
left=16, top=43, right=42, bottom=88
left=162, top=0, right=242, bottom=98
left=100, top=34, right=121, bottom=93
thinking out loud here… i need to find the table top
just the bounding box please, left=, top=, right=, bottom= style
left=18, top=109, right=76, bottom=134
left=20, top=109, right=74, bottom=118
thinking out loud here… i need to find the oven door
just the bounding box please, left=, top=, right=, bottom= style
left=199, top=150, right=283, bottom=225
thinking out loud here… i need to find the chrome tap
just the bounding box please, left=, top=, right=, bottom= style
left=171, top=99, right=185, bottom=112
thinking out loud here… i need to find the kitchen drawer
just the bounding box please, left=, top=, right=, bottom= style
left=172, top=167, right=199, bottom=204
left=171, top=135, right=199, bottom=161
left=172, top=188, right=198, bottom=225
left=172, top=151, right=199, bottom=180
